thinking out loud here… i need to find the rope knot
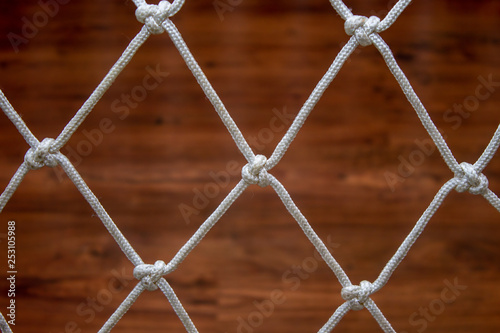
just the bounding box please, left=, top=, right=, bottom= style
left=455, top=162, right=489, bottom=195
left=341, top=280, right=373, bottom=311
left=24, top=138, right=58, bottom=170
left=135, top=1, right=171, bottom=34
left=242, top=155, right=270, bottom=187
left=133, top=260, right=170, bottom=291
left=344, top=15, right=380, bottom=46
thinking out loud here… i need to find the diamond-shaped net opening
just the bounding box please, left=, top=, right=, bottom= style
left=1, top=0, right=499, bottom=332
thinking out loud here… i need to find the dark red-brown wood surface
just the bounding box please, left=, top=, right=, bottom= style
left=0, top=1, right=499, bottom=332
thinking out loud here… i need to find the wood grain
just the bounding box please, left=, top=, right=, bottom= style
left=0, top=0, right=499, bottom=332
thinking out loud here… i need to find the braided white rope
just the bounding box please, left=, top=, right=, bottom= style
left=52, top=27, right=152, bottom=152
left=0, top=314, right=12, bottom=333
left=162, top=18, right=255, bottom=162
left=0, top=0, right=499, bottom=332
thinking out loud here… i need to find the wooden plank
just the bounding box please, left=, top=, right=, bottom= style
left=0, top=0, right=499, bottom=332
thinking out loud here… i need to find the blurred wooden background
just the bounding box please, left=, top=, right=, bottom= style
left=0, top=0, right=500, bottom=332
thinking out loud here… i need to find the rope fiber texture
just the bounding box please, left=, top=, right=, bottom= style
left=1, top=0, right=499, bottom=332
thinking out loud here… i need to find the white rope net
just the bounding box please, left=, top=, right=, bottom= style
left=0, top=0, right=499, bottom=332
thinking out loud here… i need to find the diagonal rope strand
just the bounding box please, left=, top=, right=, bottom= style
left=165, top=0, right=186, bottom=18
left=52, top=27, right=152, bottom=152
left=55, top=153, right=144, bottom=266
left=0, top=313, right=12, bottom=333
left=377, top=0, right=413, bottom=32
left=158, top=279, right=199, bottom=333
left=364, top=298, right=397, bottom=333
left=318, top=302, right=351, bottom=333
left=373, top=179, right=458, bottom=292
left=267, top=37, right=358, bottom=169
left=483, top=189, right=500, bottom=212
left=328, top=0, right=353, bottom=20
left=98, top=283, right=145, bottom=333
left=162, top=19, right=255, bottom=163
left=0, top=0, right=499, bottom=331
left=474, top=124, right=500, bottom=172
left=370, top=34, right=461, bottom=174
left=0, top=90, right=38, bottom=148
left=269, top=174, right=351, bottom=287
left=132, top=0, right=147, bottom=8
left=0, top=163, right=30, bottom=213
left=166, top=180, right=248, bottom=272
